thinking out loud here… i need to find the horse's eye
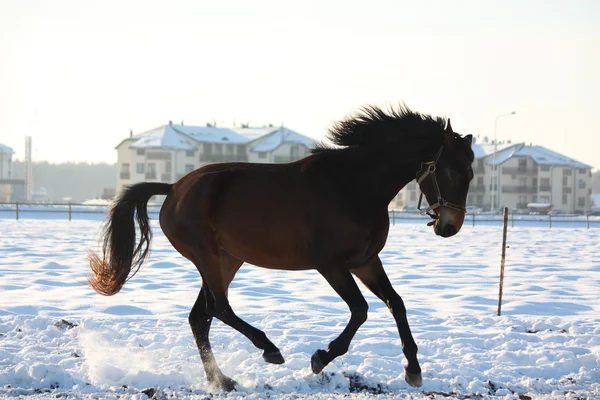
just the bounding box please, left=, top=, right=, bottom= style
left=447, top=169, right=461, bottom=180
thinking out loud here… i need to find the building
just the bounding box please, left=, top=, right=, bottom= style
left=116, top=122, right=315, bottom=197
left=0, top=143, right=23, bottom=202
left=393, top=141, right=593, bottom=214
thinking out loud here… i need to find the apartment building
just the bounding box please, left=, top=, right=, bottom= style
left=392, top=142, right=593, bottom=214
left=116, top=122, right=314, bottom=197
left=0, top=143, right=15, bottom=201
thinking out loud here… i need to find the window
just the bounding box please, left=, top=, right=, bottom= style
left=185, top=164, right=194, bottom=174
left=258, top=152, right=267, bottom=159
left=532, top=178, right=537, bottom=187
left=477, top=159, right=484, bottom=170
left=578, top=197, right=585, bottom=207
left=541, top=166, right=550, bottom=172
left=519, top=195, right=527, bottom=204
left=136, top=163, right=144, bottom=174
left=518, top=178, right=527, bottom=187
left=204, top=143, right=213, bottom=154
left=562, top=194, right=567, bottom=205
left=477, top=176, right=483, bottom=185
left=236, top=144, right=245, bottom=155
left=226, top=144, right=234, bottom=154
left=186, top=150, right=195, bottom=157
left=136, top=149, right=145, bottom=156
left=540, top=196, right=550, bottom=203
left=476, top=195, right=483, bottom=205
left=165, top=161, right=172, bottom=173
left=532, top=195, right=537, bottom=203
left=121, top=163, right=130, bottom=173
left=215, top=143, right=223, bottom=153
left=578, top=180, right=586, bottom=189
left=578, top=168, right=586, bottom=174
left=518, top=158, right=527, bottom=172
left=563, top=176, right=568, bottom=186
left=563, top=169, right=572, bottom=176
left=540, top=178, right=550, bottom=187
left=147, top=163, right=156, bottom=179
left=291, top=145, right=300, bottom=157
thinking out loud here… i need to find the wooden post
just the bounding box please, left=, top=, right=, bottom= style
left=497, top=207, right=509, bottom=316
left=68, top=203, right=72, bottom=221
left=16, top=202, right=19, bottom=220
left=586, top=214, right=590, bottom=229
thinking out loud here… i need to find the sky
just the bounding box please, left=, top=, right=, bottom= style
left=1, top=0, right=599, bottom=169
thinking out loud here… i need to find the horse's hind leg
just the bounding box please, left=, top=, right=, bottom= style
left=310, top=268, right=369, bottom=374
left=195, top=244, right=285, bottom=365
left=189, top=284, right=237, bottom=391
left=351, top=256, right=422, bottom=388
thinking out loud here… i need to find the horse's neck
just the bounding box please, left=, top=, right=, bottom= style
left=340, top=145, right=427, bottom=208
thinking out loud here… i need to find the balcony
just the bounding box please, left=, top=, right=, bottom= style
left=472, top=166, right=485, bottom=174
left=274, top=155, right=304, bottom=163
left=516, top=202, right=529, bottom=209
left=200, top=153, right=249, bottom=162
left=501, top=185, right=538, bottom=194
left=562, top=187, right=572, bottom=194
left=145, top=172, right=157, bottom=180
left=120, top=172, right=130, bottom=180
left=502, top=167, right=538, bottom=176
left=470, top=184, right=486, bottom=193
left=539, top=185, right=551, bottom=192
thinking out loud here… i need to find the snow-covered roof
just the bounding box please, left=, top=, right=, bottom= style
left=0, top=143, right=15, bottom=154
left=234, top=127, right=316, bottom=152
left=471, top=143, right=514, bottom=159
left=173, top=125, right=250, bottom=144
left=486, top=144, right=591, bottom=168
left=129, top=125, right=196, bottom=151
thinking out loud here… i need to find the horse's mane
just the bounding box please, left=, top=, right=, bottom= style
left=312, top=104, right=447, bottom=154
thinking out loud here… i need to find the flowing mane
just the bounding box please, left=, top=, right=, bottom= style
left=312, top=105, right=447, bottom=153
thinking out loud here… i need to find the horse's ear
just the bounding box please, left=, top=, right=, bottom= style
left=445, top=119, right=453, bottom=133
left=464, top=134, right=473, bottom=146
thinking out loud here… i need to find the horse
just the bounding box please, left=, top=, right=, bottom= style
left=89, top=105, right=474, bottom=391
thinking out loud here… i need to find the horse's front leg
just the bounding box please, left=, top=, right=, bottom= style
left=351, top=257, right=422, bottom=388
left=311, top=268, right=369, bottom=374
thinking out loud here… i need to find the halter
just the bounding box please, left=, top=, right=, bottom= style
left=416, top=147, right=467, bottom=218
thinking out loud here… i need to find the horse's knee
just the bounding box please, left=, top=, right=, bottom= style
left=352, top=303, right=369, bottom=324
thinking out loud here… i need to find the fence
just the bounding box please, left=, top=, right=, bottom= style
left=2, top=202, right=600, bottom=228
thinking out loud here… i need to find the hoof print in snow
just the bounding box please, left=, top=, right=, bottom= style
left=342, top=371, right=387, bottom=394
left=54, top=319, right=78, bottom=331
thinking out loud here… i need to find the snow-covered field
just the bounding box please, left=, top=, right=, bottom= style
left=1, top=220, right=599, bottom=399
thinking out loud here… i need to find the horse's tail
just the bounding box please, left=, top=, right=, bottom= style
left=88, top=182, right=173, bottom=296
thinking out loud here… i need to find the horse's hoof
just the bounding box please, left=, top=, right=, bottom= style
left=263, top=350, right=285, bottom=364
left=311, top=349, right=327, bottom=374
left=211, top=376, right=238, bottom=392
left=404, top=367, right=423, bottom=388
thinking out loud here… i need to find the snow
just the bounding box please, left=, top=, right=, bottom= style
left=486, top=144, right=591, bottom=168
left=129, top=126, right=197, bottom=151
left=173, top=125, right=251, bottom=144
left=234, top=127, right=316, bottom=152
left=1, top=220, right=599, bottom=399
left=0, top=143, right=14, bottom=154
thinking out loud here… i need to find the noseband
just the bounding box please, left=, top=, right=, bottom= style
left=416, top=147, right=467, bottom=218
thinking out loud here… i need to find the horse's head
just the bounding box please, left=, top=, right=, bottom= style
left=416, top=120, right=474, bottom=237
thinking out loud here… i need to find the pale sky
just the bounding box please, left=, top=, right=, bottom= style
left=1, top=0, right=599, bottom=169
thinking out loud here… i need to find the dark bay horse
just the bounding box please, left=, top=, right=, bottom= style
left=89, top=105, right=474, bottom=391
